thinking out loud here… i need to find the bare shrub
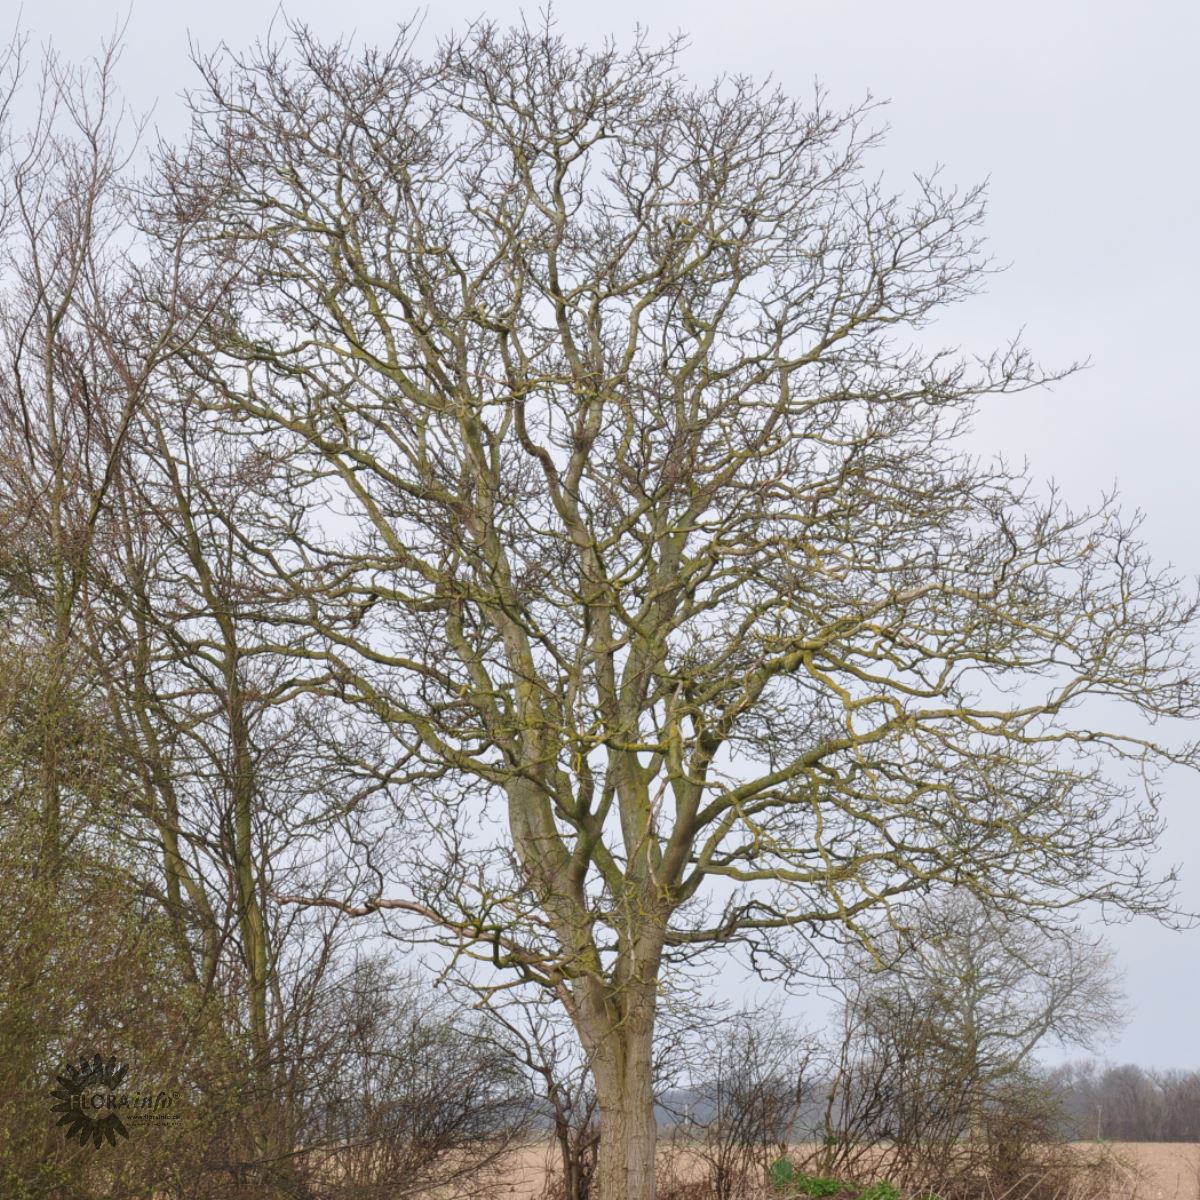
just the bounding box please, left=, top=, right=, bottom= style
left=482, top=997, right=600, bottom=1200
left=296, top=957, right=531, bottom=1200
left=673, top=1006, right=815, bottom=1200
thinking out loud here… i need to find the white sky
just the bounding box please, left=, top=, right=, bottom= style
left=16, top=0, right=1198, bottom=1069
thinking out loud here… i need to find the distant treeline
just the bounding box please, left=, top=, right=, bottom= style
left=1049, top=1062, right=1200, bottom=1142
left=657, top=1060, right=1200, bottom=1145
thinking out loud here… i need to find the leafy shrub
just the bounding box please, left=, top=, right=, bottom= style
left=799, top=1179, right=847, bottom=1199
left=769, top=1158, right=799, bottom=1191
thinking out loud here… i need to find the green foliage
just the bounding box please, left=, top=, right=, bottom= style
left=769, top=1159, right=847, bottom=1197
left=769, top=1159, right=900, bottom=1200
left=800, top=1178, right=847, bottom=1198
left=859, top=1183, right=899, bottom=1200
left=769, top=1158, right=797, bottom=1190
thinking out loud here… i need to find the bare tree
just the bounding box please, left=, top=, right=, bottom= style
left=80, top=345, right=433, bottom=1194
left=484, top=993, right=602, bottom=1200
left=0, top=31, right=152, bottom=870
left=821, top=895, right=1125, bottom=1190
left=296, top=956, right=531, bottom=1200
left=145, top=17, right=1200, bottom=1199
left=0, top=32, right=422, bottom=1198
left=1051, top=1060, right=1200, bottom=1142
left=480, top=979, right=704, bottom=1200
left=844, top=893, right=1126, bottom=1108
left=820, top=965, right=979, bottom=1184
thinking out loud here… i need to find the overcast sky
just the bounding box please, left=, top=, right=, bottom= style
left=15, top=0, right=1198, bottom=1068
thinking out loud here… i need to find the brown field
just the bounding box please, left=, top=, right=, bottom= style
left=484, top=1140, right=1200, bottom=1200
left=1090, top=1144, right=1200, bottom=1200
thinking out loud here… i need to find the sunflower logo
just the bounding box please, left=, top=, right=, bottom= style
left=49, top=1054, right=131, bottom=1149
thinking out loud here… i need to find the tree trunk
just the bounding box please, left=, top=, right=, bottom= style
left=556, top=1121, right=595, bottom=1200
left=591, top=1010, right=658, bottom=1200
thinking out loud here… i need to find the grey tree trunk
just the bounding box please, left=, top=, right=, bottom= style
left=587, top=998, right=658, bottom=1200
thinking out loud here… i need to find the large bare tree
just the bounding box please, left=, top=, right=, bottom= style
left=153, top=19, right=1200, bottom=1199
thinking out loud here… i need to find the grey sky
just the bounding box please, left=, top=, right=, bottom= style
left=17, top=0, right=1198, bottom=1068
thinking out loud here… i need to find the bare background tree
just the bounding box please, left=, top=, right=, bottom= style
left=1050, top=1061, right=1200, bottom=1143
left=485, top=993, right=603, bottom=1200
left=812, top=899, right=1125, bottom=1195
left=0, top=28, right=529, bottom=1200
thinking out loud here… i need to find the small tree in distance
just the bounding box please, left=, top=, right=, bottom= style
left=823, top=894, right=1126, bottom=1188
left=150, top=15, right=1200, bottom=1199
left=482, top=992, right=602, bottom=1200
left=850, top=894, right=1127, bottom=1099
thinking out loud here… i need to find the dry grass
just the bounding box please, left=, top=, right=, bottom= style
left=1084, top=1143, right=1200, bottom=1200
left=477, top=1140, right=1200, bottom=1200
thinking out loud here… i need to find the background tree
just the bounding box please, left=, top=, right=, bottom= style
left=294, top=955, right=531, bottom=1200
left=0, top=32, right=154, bottom=872
left=845, top=892, right=1125, bottom=1116
left=1050, top=1060, right=1200, bottom=1142
left=155, top=17, right=1200, bottom=1199
left=480, top=980, right=705, bottom=1200
left=0, top=38, right=229, bottom=1198
left=821, top=894, right=1125, bottom=1189
left=485, top=993, right=602, bottom=1200
left=0, top=29, right=523, bottom=1199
